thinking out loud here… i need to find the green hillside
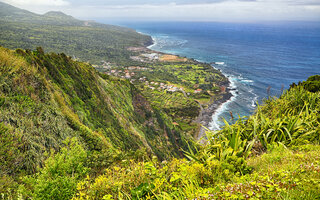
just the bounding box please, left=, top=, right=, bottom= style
left=1, top=44, right=319, bottom=199
left=0, top=46, right=194, bottom=197
left=0, top=1, right=152, bottom=65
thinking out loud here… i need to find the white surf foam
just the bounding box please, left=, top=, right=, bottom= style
left=147, top=34, right=188, bottom=51
left=209, top=74, right=238, bottom=131
left=147, top=36, right=158, bottom=49
left=242, top=79, right=254, bottom=83
left=250, top=90, right=259, bottom=108
left=208, top=66, right=259, bottom=131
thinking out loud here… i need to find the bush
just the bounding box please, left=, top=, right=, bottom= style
left=19, top=138, right=89, bottom=200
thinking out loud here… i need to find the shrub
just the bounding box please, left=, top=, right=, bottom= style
left=19, top=138, right=89, bottom=200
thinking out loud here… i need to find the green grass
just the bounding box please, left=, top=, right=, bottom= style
left=68, top=144, right=320, bottom=199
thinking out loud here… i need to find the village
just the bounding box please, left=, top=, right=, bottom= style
left=104, top=67, right=204, bottom=95
left=99, top=48, right=226, bottom=97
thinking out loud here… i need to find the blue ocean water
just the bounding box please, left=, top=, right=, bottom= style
left=115, top=21, right=320, bottom=130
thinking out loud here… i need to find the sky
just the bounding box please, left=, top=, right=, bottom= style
left=1, top=0, right=320, bottom=22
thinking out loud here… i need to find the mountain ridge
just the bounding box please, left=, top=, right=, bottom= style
left=44, top=11, right=72, bottom=17
left=0, top=1, right=37, bottom=18
left=0, top=1, right=153, bottom=64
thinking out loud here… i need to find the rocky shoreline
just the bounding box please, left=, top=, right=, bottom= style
left=196, top=87, right=233, bottom=139
left=144, top=36, right=233, bottom=140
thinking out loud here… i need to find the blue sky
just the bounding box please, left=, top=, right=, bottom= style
left=1, top=0, right=320, bottom=22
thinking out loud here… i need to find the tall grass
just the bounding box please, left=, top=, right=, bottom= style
left=212, top=86, right=320, bottom=152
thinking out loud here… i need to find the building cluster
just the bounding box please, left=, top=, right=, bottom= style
left=105, top=68, right=147, bottom=85
left=105, top=68, right=204, bottom=95
left=194, top=89, right=203, bottom=94
left=101, top=61, right=112, bottom=69
left=106, top=67, right=148, bottom=79
left=130, top=56, right=145, bottom=62
left=141, top=53, right=159, bottom=60
left=127, top=66, right=149, bottom=70
left=145, top=81, right=186, bottom=93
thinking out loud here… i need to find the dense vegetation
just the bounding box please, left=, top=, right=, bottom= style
left=0, top=46, right=194, bottom=199
left=291, top=75, right=320, bottom=93
left=0, top=2, right=152, bottom=65
left=67, top=79, right=320, bottom=200
left=1, top=44, right=319, bottom=199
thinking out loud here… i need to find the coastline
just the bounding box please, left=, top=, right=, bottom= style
left=196, top=87, right=233, bottom=139
left=144, top=34, right=233, bottom=139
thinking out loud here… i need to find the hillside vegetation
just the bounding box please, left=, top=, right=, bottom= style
left=0, top=2, right=152, bottom=65
left=138, top=63, right=228, bottom=135
left=99, top=47, right=230, bottom=137
left=1, top=45, right=319, bottom=199
left=0, top=46, right=194, bottom=198
left=68, top=78, right=320, bottom=200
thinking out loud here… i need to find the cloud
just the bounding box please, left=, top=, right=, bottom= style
left=1, top=0, right=320, bottom=21
left=66, top=0, right=234, bottom=6
left=64, top=0, right=320, bottom=22
left=288, top=0, right=320, bottom=6
left=2, top=0, right=70, bottom=6
left=252, top=0, right=320, bottom=6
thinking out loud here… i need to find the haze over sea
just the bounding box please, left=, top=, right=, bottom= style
left=111, top=21, right=320, bottom=130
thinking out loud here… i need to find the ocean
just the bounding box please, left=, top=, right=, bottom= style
left=112, top=21, right=320, bottom=130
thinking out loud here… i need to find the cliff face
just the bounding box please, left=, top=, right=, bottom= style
left=0, top=47, right=190, bottom=177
